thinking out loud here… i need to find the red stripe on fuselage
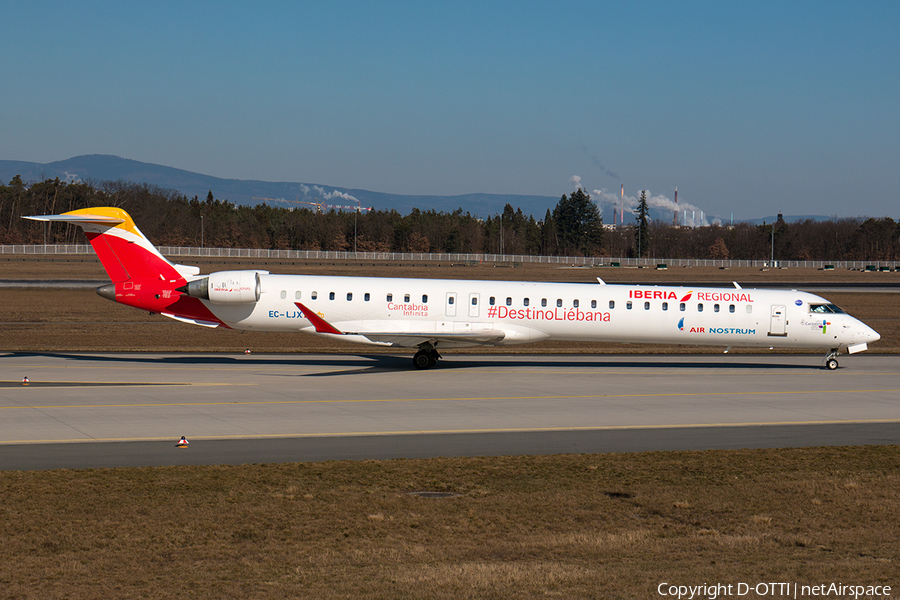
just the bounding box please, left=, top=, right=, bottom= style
left=113, top=283, right=227, bottom=327
left=162, top=296, right=229, bottom=327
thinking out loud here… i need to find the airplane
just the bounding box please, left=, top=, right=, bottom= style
left=25, top=207, right=880, bottom=370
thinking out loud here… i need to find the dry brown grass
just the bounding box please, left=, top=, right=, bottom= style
left=4, top=253, right=900, bottom=282
left=1, top=448, right=898, bottom=598
left=2, top=256, right=898, bottom=353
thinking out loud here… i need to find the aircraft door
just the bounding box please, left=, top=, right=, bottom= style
left=445, top=292, right=457, bottom=317
left=468, top=293, right=480, bottom=318
left=768, top=304, right=787, bottom=336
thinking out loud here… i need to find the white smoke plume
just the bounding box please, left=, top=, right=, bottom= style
left=587, top=184, right=712, bottom=227
left=298, top=184, right=361, bottom=208
left=311, top=185, right=360, bottom=205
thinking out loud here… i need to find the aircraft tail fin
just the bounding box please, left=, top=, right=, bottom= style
left=24, top=207, right=190, bottom=283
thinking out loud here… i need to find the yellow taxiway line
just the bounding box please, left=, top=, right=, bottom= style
left=4, top=418, right=900, bottom=445
left=2, top=387, right=900, bottom=410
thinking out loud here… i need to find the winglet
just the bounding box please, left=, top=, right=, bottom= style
left=596, top=277, right=606, bottom=285
left=733, top=282, right=742, bottom=289
left=295, top=302, right=343, bottom=335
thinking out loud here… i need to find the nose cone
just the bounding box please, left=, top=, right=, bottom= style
left=864, top=324, right=881, bottom=344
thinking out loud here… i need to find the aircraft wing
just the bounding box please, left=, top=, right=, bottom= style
left=295, top=302, right=507, bottom=347
left=354, top=331, right=507, bottom=347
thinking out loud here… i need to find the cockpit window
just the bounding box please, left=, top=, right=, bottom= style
left=809, top=303, right=845, bottom=314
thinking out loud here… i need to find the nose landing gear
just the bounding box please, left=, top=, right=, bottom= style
left=824, top=348, right=840, bottom=370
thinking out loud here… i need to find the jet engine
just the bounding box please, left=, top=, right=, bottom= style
left=179, top=270, right=264, bottom=304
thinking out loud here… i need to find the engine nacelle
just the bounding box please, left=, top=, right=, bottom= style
left=181, top=270, right=264, bottom=304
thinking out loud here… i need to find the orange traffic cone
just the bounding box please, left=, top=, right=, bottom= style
left=176, top=436, right=189, bottom=448
left=22, top=377, right=29, bottom=386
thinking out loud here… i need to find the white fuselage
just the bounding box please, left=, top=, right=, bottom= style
left=200, top=274, right=880, bottom=352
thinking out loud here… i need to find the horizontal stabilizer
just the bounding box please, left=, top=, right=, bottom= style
left=24, top=214, right=125, bottom=225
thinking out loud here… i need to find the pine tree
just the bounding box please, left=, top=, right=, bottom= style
left=552, top=188, right=603, bottom=256
left=635, top=190, right=650, bottom=257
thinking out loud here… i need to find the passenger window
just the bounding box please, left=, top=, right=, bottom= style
left=679, top=302, right=685, bottom=311
left=311, top=291, right=318, bottom=300
left=422, top=294, right=428, bottom=303
left=364, top=293, right=370, bottom=302
left=329, top=292, right=335, bottom=300
left=542, top=298, right=547, bottom=307
left=746, top=305, right=753, bottom=314
left=471, top=297, right=477, bottom=305
left=644, top=301, right=650, bottom=310
left=573, top=299, right=580, bottom=308
left=386, top=293, right=392, bottom=302
left=626, top=301, right=632, bottom=310
left=506, top=297, right=512, bottom=306
left=295, top=291, right=302, bottom=300
left=714, top=304, right=720, bottom=313
left=662, top=302, right=668, bottom=311
left=698, top=303, right=703, bottom=312
left=591, top=300, right=597, bottom=308
left=490, top=296, right=496, bottom=305
left=280, top=290, right=286, bottom=299
left=347, top=292, right=352, bottom=301
left=404, top=294, right=410, bottom=302
left=524, top=298, right=530, bottom=307
left=729, top=304, right=735, bottom=313
left=557, top=299, right=563, bottom=307
left=448, top=296, right=455, bottom=305
left=609, top=300, right=615, bottom=309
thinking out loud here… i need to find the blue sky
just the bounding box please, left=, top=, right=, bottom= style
left=3, top=1, right=898, bottom=219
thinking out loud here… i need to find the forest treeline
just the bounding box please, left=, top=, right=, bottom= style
left=2, top=176, right=899, bottom=261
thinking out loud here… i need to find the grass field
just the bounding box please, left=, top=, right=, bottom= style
left=2, top=256, right=898, bottom=597
left=1, top=448, right=898, bottom=598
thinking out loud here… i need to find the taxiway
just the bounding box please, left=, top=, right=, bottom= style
left=1, top=352, right=898, bottom=470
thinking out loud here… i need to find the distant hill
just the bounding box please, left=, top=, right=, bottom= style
left=0, top=154, right=836, bottom=224
left=0, top=154, right=561, bottom=219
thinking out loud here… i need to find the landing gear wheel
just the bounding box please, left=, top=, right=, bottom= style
left=413, top=350, right=437, bottom=370
left=825, top=358, right=838, bottom=370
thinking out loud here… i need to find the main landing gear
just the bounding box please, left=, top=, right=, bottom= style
left=413, top=346, right=442, bottom=370
left=824, top=348, right=840, bottom=371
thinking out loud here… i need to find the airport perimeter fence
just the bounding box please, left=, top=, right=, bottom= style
left=2, top=244, right=898, bottom=271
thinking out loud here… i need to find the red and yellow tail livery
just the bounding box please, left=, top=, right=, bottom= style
left=25, top=207, right=222, bottom=327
